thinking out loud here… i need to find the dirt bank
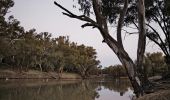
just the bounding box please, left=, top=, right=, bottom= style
left=0, top=69, right=82, bottom=80
left=136, top=90, right=170, bottom=100
left=136, top=80, right=170, bottom=100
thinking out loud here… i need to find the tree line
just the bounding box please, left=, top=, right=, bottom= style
left=0, top=0, right=100, bottom=78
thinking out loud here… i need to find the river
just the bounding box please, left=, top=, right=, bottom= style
left=0, top=78, right=134, bottom=100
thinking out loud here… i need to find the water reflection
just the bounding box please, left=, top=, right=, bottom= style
left=0, top=78, right=133, bottom=100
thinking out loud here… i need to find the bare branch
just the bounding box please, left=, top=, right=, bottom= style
left=157, top=3, right=168, bottom=33
left=54, top=1, right=74, bottom=16
left=122, top=29, right=138, bottom=34
left=81, top=23, right=98, bottom=28
left=127, top=25, right=138, bottom=30
left=152, top=14, right=168, bottom=39
left=54, top=1, right=118, bottom=46
left=54, top=1, right=97, bottom=28
left=132, top=20, right=139, bottom=29
left=146, top=23, right=169, bottom=55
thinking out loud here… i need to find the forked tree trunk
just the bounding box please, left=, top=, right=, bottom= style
left=93, top=0, right=144, bottom=96
left=104, top=37, right=143, bottom=97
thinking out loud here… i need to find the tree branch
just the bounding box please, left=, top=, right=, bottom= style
left=146, top=23, right=169, bottom=55
left=81, top=23, right=97, bottom=28
left=152, top=15, right=168, bottom=39
left=117, top=0, right=129, bottom=48
left=54, top=1, right=118, bottom=48
left=157, top=3, right=168, bottom=33
left=54, top=1, right=74, bottom=16
left=92, top=0, right=109, bottom=36
left=54, top=1, right=97, bottom=28
left=132, top=20, right=139, bottom=29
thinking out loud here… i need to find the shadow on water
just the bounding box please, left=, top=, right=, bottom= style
left=0, top=78, right=134, bottom=100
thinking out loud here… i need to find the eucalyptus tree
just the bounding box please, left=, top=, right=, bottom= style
left=0, top=0, right=14, bottom=28
left=102, top=64, right=126, bottom=77
left=54, top=36, right=70, bottom=76
left=0, top=17, right=24, bottom=68
left=33, top=32, right=54, bottom=71
left=123, top=0, right=170, bottom=73
left=54, top=0, right=147, bottom=96
left=74, top=45, right=100, bottom=78
left=144, top=52, right=166, bottom=76
left=0, top=0, right=21, bottom=63
left=145, top=0, right=170, bottom=72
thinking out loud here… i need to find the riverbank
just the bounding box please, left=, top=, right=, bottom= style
left=0, top=69, right=118, bottom=80
left=136, top=79, right=170, bottom=100
left=137, top=90, right=170, bottom=100
left=0, top=69, right=82, bottom=80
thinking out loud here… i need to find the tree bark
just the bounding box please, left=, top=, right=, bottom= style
left=104, top=37, right=143, bottom=96
left=137, top=0, right=151, bottom=90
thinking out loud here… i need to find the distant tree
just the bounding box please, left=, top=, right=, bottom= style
left=102, top=65, right=126, bottom=77
left=145, top=0, right=170, bottom=73
left=74, top=45, right=100, bottom=78
left=0, top=0, right=24, bottom=66
left=144, top=52, right=166, bottom=76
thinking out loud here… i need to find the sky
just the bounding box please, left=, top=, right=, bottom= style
left=8, top=0, right=160, bottom=67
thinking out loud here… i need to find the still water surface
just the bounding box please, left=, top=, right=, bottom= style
left=0, top=79, right=134, bottom=100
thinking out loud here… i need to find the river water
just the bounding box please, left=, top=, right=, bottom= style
left=0, top=78, right=134, bottom=100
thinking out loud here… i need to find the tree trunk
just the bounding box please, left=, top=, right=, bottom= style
left=92, top=0, right=144, bottom=96
left=137, top=0, right=151, bottom=90
left=58, top=66, right=63, bottom=79
left=104, top=37, right=143, bottom=97
left=163, top=55, right=170, bottom=79
left=0, top=56, right=3, bottom=63
left=165, top=55, right=170, bottom=72
left=39, top=64, right=42, bottom=72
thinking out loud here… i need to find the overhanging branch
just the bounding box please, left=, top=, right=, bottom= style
left=54, top=1, right=98, bottom=28
left=146, top=23, right=169, bottom=55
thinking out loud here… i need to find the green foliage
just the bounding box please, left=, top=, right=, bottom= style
left=0, top=0, right=100, bottom=77
left=143, top=52, right=166, bottom=76
left=102, top=64, right=127, bottom=77
left=0, top=0, right=14, bottom=16
left=72, top=45, right=100, bottom=77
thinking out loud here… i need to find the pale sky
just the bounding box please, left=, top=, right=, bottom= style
left=8, top=0, right=160, bottom=67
